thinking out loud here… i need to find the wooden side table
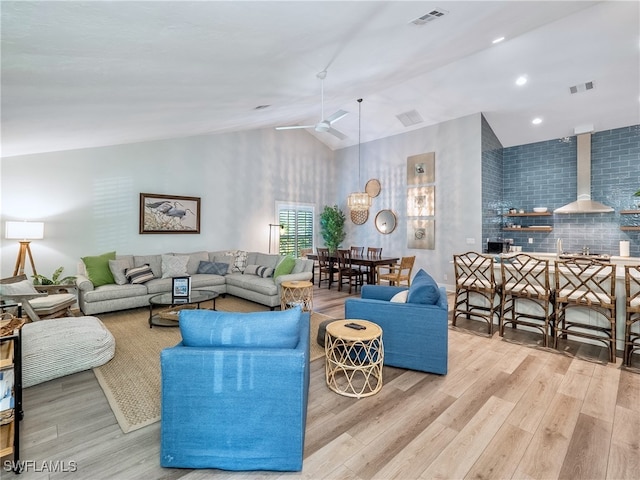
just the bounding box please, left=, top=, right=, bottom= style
left=280, top=281, right=313, bottom=312
left=325, top=320, right=383, bottom=398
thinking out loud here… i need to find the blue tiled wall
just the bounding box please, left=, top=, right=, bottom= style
left=500, top=125, right=640, bottom=257
left=481, top=115, right=503, bottom=243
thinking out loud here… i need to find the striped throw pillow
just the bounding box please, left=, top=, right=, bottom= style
left=125, top=264, right=154, bottom=284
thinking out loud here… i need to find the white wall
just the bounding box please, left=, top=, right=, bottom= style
left=1, top=128, right=338, bottom=278
left=334, top=113, right=483, bottom=290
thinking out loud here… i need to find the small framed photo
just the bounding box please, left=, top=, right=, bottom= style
left=172, top=276, right=191, bottom=300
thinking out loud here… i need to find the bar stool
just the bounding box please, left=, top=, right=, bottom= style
left=554, top=258, right=616, bottom=363
left=499, top=254, right=554, bottom=346
left=624, top=265, right=640, bottom=366
left=452, top=252, right=500, bottom=335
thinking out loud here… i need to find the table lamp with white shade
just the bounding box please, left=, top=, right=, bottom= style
left=5, top=221, right=45, bottom=276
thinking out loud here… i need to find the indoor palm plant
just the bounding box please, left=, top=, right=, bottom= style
left=32, top=266, right=76, bottom=285
left=319, top=205, right=346, bottom=254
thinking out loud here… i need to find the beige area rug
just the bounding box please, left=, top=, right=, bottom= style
left=93, top=296, right=332, bottom=433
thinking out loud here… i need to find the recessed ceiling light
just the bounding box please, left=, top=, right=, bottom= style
left=492, top=36, right=505, bottom=44
left=532, top=117, right=543, bottom=125
left=515, top=76, right=528, bottom=86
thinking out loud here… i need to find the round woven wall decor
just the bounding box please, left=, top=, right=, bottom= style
left=350, top=209, right=369, bottom=225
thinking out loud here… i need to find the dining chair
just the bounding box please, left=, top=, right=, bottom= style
left=554, top=257, right=616, bottom=363
left=367, top=247, right=382, bottom=258
left=376, top=256, right=415, bottom=287
left=452, top=252, right=500, bottom=335
left=624, top=264, right=640, bottom=366
left=361, top=247, right=383, bottom=283
left=316, top=248, right=336, bottom=289
left=349, top=246, right=364, bottom=257
left=499, top=253, right=554, bottom=347
left=336, top=249, right=363, bottom=294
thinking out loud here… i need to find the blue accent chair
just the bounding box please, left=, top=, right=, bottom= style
left=344, top=284, right=448, bottom=374
left=160, top=307, right=310, bottom=471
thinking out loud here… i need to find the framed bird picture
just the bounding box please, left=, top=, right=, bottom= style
left=139, top=193, right=201, bottom=234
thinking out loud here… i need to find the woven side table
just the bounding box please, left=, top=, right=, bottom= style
left=280, top=281, right=313, bottom=312
left=325, top=320, right=383, bottom=398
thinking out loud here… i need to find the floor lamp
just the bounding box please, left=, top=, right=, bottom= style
left=6, top=221, right=45, bottom=276
left=268, top=223, right=283, bottom=254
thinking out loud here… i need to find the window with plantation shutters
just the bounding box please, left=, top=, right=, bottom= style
left=276, top=203, right=314, bottom=257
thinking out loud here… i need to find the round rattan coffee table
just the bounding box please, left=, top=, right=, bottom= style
left=325, top=319, right=383, bottom=398
left=280, top=280, right=313, bottom=312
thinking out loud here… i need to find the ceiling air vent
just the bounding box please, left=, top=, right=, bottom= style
left=569, top=81, right=594, bottom=94
left=396, top=110, right=424, bottom=127
left=410, top=9, right=449, bottom=25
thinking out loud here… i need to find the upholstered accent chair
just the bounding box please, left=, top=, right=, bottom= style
left=160, top=307, right=310, bottom=471
left=344, top=269, right=448, bottom=374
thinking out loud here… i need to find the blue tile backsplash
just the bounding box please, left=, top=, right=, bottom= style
left=483, top=124, right=640, bottom=257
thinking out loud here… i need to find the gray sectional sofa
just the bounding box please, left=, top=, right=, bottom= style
left=76, top=250, right=314, bottom=315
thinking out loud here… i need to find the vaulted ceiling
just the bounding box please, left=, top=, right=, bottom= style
left=2, top=1, right=638, bottom=158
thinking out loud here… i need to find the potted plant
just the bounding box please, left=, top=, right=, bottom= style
left=319, top=205, right=346, bottom=254
left=32, top=266, right=76, bottom=286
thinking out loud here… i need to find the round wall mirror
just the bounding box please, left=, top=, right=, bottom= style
left=365, top=178, right=381, bottom=198
left=375, top=210, right=396, bottom=234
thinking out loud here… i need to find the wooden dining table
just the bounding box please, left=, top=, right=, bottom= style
left=306, top=253, right=400, bottom=288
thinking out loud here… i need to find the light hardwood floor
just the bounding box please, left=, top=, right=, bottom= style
left=2, top=285, right=639, bottom=480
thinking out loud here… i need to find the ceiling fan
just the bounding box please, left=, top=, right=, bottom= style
left=275, top=70, right=348, bottom=139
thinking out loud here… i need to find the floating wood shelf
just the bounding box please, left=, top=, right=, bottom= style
left=620, top=226, right=640, bottom=231
left=620, top=210, right=640, bottom=215
left=503, top=227, right=553, bottom=232
left=505, top=212, right=552, bottom=217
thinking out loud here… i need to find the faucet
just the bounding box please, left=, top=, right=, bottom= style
left=582, top=245, right=590, bottom=255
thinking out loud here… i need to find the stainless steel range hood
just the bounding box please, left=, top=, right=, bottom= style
left=554, top=132, right=614, bottom=214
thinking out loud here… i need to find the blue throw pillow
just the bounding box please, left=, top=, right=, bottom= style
left=197, top=261, right=228, bottom=276
left=179, top=307, right=301, bottom=349
left=407, top=269, right=439, bottom=305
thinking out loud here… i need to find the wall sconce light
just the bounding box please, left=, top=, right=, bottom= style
left=5, top=220, right=45, bottom=276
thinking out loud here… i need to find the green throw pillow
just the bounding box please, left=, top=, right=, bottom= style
left=82, top=251, right=116, bottom=287
left=274, top=255, right=296, bottom=279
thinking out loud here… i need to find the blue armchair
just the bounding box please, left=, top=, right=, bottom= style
left=344, top=283, right=448, bottom=374
left=160, top=307, right=310, bottom=471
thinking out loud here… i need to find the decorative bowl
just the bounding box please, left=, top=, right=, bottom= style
left=533, top=207, right=548, bottom=213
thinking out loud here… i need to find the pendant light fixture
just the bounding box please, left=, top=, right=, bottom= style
left=347, top=98, right=372, bottom=212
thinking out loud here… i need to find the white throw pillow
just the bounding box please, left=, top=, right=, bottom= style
left=390, top=290, right=409, bottom=303
left=161, top=255, right=189, bottom=278
left=109, top=259, right=131, bottom=285
left=0, top=279, right=39, bottom=295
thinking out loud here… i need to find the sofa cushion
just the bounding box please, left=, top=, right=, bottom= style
left=225, top=273, right=278, bottom=296
left=197, top=261, right=228, bottom=275
left=274, top=256, right=296, bottom=279
left=161, top=254, right=189, bottom=278
left=83, top=283, right=148, bottom=302
left=253, top=253, right=280, bottom=268
left=407, top=269, right=439, bottom=305
left=390, top=290, right=409, bottom=303
left=179, top=307, right=301, bottom=349
left=82, top=251, right=116, bottom=287
left=173, top=251, right=209, bottom=275
left=244, top=264, right=274, bottom=278
left=134, top=255, right=162, bottom=278
left=109, top=259, right=131, bottom=285
left=126, top=264, right=155, bottom=284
